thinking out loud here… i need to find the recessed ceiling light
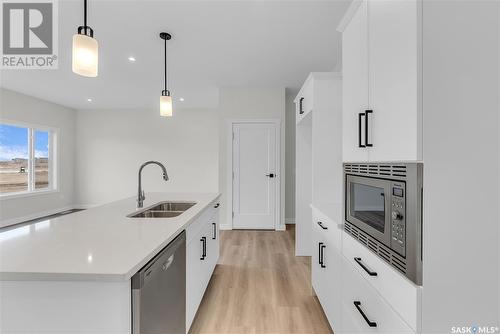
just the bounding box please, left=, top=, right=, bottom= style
left=87, top=98, right=92, bottom=102
left=179, top=97, right=185, bottom=102
left=128, top=56, right=136, bottom=62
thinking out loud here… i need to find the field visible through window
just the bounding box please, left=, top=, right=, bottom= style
left=0, top=124, right=51, bottom=194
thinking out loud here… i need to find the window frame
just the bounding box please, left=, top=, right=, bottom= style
left=0, top=120, right=59, bottom=199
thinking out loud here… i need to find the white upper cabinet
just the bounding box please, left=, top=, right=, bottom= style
left=339, top=0, right=422, bottom=162
left=295, top=77, right=314, bottom=124
left=368, top=0, right=421, bottom=161
left=341, top=0, right=369, bottom=162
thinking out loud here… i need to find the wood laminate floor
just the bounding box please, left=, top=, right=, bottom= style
left=189, top=225, right=333, bottom=334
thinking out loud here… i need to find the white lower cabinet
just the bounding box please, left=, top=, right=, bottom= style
left=311, top=208, right=342, bottom=332
left=206, top=209, right=220, bottom=276
left=342, top=234, right=420, bottom=332
left=340, top=256, right=414, bottom=334
left=312, top=207, right=419, bottom=334
left=186, top=201, right=220, bottom=332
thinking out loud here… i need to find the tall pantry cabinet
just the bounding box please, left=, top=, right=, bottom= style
left=339, top=0, right=499, bottom=333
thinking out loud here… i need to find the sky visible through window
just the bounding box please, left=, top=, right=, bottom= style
left=0, top=124, right=48, bottom=161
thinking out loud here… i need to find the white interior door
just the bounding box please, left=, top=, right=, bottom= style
left=232, top=122, right=277, bottom=230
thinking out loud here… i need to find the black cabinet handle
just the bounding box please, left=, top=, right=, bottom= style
left=319, top=242, right=326, bottom=268
left=212, top=222, right=217, bottom=240
left=358, top=112, right=366, bottom=148
left=200, top=237, right=207, bottom=260
left=354, top=257, right=377, bottom=276
left=266, top=173, right=275, bottom=178
left=354, top=301, right=377, bottom=327
left=317, top=221, right=328, bottom=230
left=318, top=242, right=323, bottom=266
left=321, top=244, right=326, bottom=268
left=365, top=110, right=373, bottom=147
left=299, top=97, right=305, bottom=114
left=214, top=203, right=220, bottom=208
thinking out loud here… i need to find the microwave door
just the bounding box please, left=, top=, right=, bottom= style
left=346, top=175, right=392, bottom=247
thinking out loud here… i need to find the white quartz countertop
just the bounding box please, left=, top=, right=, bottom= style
left=310, top=202, right=343, bottom=227
left=0, top=192, right=220, bottom=282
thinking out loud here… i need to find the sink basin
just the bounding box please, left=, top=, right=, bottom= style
left=148, top=202, right=196, bottom=212
left=128, top=201, right=196, bottom=219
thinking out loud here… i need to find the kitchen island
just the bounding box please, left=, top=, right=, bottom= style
left=0, top=192, right=221, bottom=333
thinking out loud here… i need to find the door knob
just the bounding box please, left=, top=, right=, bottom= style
left=266, top=173, right=275, bottom=178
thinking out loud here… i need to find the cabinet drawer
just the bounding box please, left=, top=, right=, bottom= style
left=312, top=207, right=342, bottom=251
left=311, top=211, right=342, bottom=333
left=341, top=257, right=414, bottom=334
left=342, top=233, right=420, bottom=331
left=186, top=201, right=218, bottom=244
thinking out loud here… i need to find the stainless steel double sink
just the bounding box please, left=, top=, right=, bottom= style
left=128, top=201, right=196, bottom=218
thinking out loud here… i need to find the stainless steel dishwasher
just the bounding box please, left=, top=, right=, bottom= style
left=132, top=231, right=186, bottom=334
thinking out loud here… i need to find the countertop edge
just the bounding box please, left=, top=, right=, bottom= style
left=0, top=193, right=221, bottom=282
left=310, top=202, right=344, bottom=227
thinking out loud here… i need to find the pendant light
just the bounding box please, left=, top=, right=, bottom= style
left=72, top=0, right=98, bottom=77
left=159, top=32, right=173, bottom=117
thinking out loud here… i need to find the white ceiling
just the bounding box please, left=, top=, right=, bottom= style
left=0, top=0, right=350, bottom=110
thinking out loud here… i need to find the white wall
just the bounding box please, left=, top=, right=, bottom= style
left=75, top=108, right=218, bottom=206
left=0, top=89, right=76, bottom=224
left=421, top=0, right=500, bottom=331
left=1, top=87, right=288, bottom=227
left=285, top=89, right=297, bottom=223
left=218, top=87, right=286, bottom=230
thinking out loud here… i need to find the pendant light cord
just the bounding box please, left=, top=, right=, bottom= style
left=164, top=38, right=168, bottom=92
left=84, top=0, right=87, bottom=29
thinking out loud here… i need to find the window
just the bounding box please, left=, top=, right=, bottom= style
left=0, top=123, right=57, bottom=196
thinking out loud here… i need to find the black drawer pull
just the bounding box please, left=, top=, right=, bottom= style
left=319, top=242, right=326, bottom=268
left=358, top=112, right=366, bottom=148
left=354, top=257, right=377, bottom=276
left=317, top=221, right=328, bottom=230
left=365, top=110, right=373, bottom=147
left=200, top=237, right=207, bottom=260
left=299, top=97, right=305, bottom=114
left=212, top=222, right=217, bottom=240
left=214, top=203, right=220, bottom=208
left=354, top=301, right=377, bottom=327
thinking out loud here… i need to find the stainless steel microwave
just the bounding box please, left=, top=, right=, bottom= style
left=344, top=162, right=423, bottom=285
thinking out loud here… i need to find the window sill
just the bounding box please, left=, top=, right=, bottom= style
left=0, top=189, right=59, bottom=200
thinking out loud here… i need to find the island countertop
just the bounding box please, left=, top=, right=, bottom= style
left=0, top=192, right=220, bottom=282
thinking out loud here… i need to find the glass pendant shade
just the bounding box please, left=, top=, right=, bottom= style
left=72, top=33, right=98, bottom=77
left=160, top=95, right=173, bottom=117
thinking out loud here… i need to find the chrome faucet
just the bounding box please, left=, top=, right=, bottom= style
left=137, top=161, right=169, bottom=208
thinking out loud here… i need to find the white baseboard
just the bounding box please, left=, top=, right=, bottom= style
left=219, top=224, right=232, bottom=230
left=0, top=206, right=75, bottom=229
left=285, top=218, right=296, bottom=225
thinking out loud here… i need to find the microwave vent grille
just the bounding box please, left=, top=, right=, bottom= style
left=344, top=163, right=407, bottom=178
left=344, top=222, right=407, bottom=275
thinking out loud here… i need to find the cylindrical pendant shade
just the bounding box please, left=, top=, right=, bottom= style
left=160, top=95, right=173, bottom=117
left=72, top=34, right=98, bottom=77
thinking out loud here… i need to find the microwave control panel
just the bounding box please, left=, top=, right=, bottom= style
left=391, top=182, right=406, bottom=256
